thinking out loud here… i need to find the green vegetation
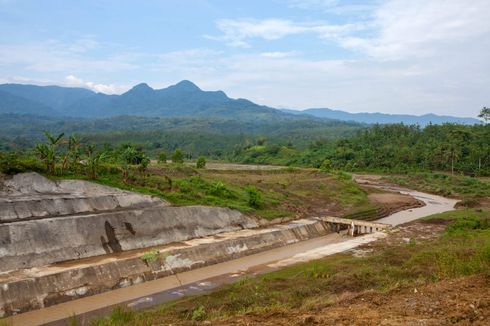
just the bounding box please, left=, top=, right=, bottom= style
left=140, top=249, right=160, bottom=264
left=0, top=138, right=376, bottom=220
left=171, top=148, right=184, bottom=164
left=93, top=209, right=490, bottom=325
left=383, top=172, right=490, bottom=205
left=479, top=106, right=490, bottom=123
left=196, top=156, right=206, bottom=169
left=232, top=123, right=490, bottom=176
left=157, top=150, right=167, bottom=164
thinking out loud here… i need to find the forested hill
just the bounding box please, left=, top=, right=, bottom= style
left=0, top=81, right=481, bottom=125
left=232, top=123, right=490, bottom=176
left=0, top=81, right=286, bottom=119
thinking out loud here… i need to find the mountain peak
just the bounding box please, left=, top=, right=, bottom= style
left=123, top=82, right=153, bottom=96
left=171, top=80, right=201, bottom=91
left=132, top=82, right=153, bottom=90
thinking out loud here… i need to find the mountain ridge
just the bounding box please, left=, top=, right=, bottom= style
left=0, top=81, right=480, bottom=125
left=280, top=108, right=479, bottom=126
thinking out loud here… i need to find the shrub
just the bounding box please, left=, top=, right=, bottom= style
left=196, top=156, right=206, bottom=169
left=158, top=151, right=167, bottom=164
left=320, top=159, right=332, bottom=172
left=208, top=181, right=231, bottom=197
left=246, top=186, right=263, bottom=209
left=121, top=146, right=145, bottom=165
left=140, top=249, right=160, bottom=264
left=191, top=305, right=206, bottom=321
left=446, top=217, right=490, bottom=234
left=171, top=148, right=184, bottom=164
left=0, top=152, right=42, bottom=174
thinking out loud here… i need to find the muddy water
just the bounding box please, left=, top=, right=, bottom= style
left=375, top=187, right=458, bottom=226
left=5, top=188, right=456, bottom=326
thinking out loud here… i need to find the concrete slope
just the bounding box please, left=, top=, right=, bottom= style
left=0, top=173, right=257, bottom=272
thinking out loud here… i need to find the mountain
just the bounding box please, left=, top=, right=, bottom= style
left=0, top=81, right=480, bottom=125
left=0, top=84, right=94, bottom=111
left=0, top=90, right=57, bottom=116
left=281, top=108, right=480, bottom=126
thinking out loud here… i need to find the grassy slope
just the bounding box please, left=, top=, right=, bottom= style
left=382, top=172, right=490, bottom=207
left=92, top=208, right=490, bottom=325
left=55, top=164, right=374, bottom=221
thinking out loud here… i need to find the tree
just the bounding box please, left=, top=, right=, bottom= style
left=256, top=136, right=267, bottom=146
left=61, top=134, right=81, bottom=173
left=158, top=151, right=167, bottom=164
left=85, top=144, right=105, bottom=179
left=196, top=156, right=206, bottom=169
left=320, top=159, right=332, bottom=172
left=121, top=145, right=145, bottom=165
left=478, top=107, right=490, bottom=123
left=171, top=148, right=184, bottom=164
left=35, top=131, right=64, bottom=174
left=138, top=156, right=150, bottom=174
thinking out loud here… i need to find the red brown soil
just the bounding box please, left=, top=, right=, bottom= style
left=208, top=274, right=489, bottom=326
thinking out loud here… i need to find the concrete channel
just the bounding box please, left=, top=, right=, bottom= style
left=2, top=184, right=458, bottom=326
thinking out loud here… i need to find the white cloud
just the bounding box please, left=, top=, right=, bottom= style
left=342, top=0, right=490, bottom=60
left=64, top=75, right=126, bottom=94
left=0, top=38, right=139, bottom=73
left=260, top=51, right=299, bottom=58
left=208, top=18, right=360, bottom=47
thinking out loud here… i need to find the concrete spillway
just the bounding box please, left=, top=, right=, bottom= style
left=0, top=173, right=457, bottom=323
left=0, top=173, right=257, bottom=273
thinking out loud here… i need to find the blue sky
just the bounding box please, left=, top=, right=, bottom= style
left=1, top=0, right=489, bottom=117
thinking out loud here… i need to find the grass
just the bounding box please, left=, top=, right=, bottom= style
left=54, top=164, right=374, bottom=220
left=383, top=172, right=490, bottom=203
left=92, top=208, right=490, bottom=325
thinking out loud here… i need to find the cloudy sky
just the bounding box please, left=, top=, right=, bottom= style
left=1, top=0, right=489, bottom=117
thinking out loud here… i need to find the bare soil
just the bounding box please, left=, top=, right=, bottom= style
left=174, top=221, right=489, bottom=326
left=210, top=275, right=489, bottom=326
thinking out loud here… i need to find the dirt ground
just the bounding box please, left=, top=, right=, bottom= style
left=368, top=192, right=424, bottom=215
left=191, top=221, right=489, bottom=326
left=210, top=274, right=489, bottom=326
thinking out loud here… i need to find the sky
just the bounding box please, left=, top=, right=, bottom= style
left=0, top=0, right=489, bottom=117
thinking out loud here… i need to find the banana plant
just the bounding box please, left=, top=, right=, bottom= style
left=35, top=131, right=64, bottom=174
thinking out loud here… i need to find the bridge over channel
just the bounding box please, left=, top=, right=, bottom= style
left=321, top=216, right=390, bottom=236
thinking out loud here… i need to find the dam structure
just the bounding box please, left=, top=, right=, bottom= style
left=0, top=173, right=388, bottom=318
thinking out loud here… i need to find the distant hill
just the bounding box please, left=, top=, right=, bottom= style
left=0, top=80, right=480, bottom=125
left=0, top=81, right=285, bottom=120
left=0, top=90, right=57, bottom=116
left=281, top=108, right=480, bottom=126
left=0, top=84, right=94, bottom=111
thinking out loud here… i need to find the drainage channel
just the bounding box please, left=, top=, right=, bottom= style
left=5, top=188, right=456, bottom=326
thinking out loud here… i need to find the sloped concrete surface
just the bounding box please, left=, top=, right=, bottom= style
left=0, top=218, right=332, bottom=317
left=0, top=173, right=257, bottom=273
left=0, top=172, right=165, bottom=222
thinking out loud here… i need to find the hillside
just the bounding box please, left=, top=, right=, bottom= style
left=282, top=108, right=480, bottom=126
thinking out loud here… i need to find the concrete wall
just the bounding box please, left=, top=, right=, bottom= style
left=0, top=219, right=331, bottom=317
left=0, top=205, right=257, bottom=272
left=0, top=173, right=258, bottom=272
left=0, top=173, right=165, bottom=223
